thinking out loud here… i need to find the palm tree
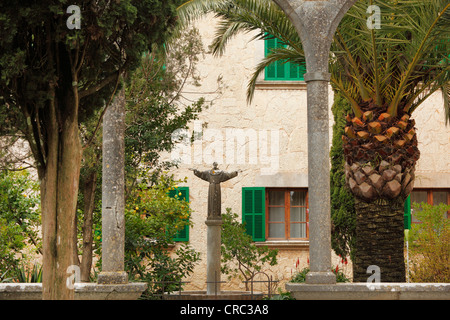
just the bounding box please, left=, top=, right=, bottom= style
left=178, top=0, right=450, bottom=282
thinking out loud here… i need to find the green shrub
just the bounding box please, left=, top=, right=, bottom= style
left=0, top=170, right=41, bottom=281
left=122, top=174, right=200, bottom=299
left=291, top=265, right=350, bottom=283
left=408, top=202, right=450, bottom=283
left=16, top=262, right=42, bottom=283
left=290, top=267, right=310, bottom=283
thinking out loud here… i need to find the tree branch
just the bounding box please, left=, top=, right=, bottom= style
left=78, top=71, right=119, bottom=99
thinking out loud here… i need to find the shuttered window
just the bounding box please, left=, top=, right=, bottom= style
left=265, top=37, right=306, bottom=81
left=267, top=188, right=309, bottom=240
left=242, top=187, right=266, bottom=242
left=168, top=187, right=190, bottom=242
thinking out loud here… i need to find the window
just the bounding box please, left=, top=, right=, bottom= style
left=242, top=187, right=309, bottom=242
left=168, top=187, right=190, bottom=242
left=265, top=37, right=306, bottom=81
left=410, top=189, right=450, bottom=223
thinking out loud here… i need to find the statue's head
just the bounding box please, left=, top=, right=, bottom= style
left=212, top=162, right=218, bottom=169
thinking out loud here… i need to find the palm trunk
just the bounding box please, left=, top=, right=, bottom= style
left=353, top=197, right=405, bottom=282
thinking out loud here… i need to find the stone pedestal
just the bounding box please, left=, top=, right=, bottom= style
left=205, top=218, right=223, bottom=295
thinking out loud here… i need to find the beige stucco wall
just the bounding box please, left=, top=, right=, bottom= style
left=413, top=92, right=450, bottom=188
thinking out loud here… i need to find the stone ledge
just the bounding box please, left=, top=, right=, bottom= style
left=255, top=240, right=309, bottom=250
left=286, top=282, right=450, bottom=300
left=165, top=290, right=264, bottom=300
left=0, top=282, right=147, bottom=300
left=255, top=80, right=307, bottom=90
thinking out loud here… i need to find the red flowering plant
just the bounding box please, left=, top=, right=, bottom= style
left=290, top=255, right=350, bottom=283
left=332, top=255, right=351, bottom=283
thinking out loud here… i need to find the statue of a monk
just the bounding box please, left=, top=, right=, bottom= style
left=190, top=162, right=240, bottom=220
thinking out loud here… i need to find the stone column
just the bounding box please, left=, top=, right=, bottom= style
left=273, top=0, right=357, bottom=284
left=98, top=88, right=128, bottom=285
left=205, top=219, right=222, bottom=295
left=304, top=72, right=335, bottom=284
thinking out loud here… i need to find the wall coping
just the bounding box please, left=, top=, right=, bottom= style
left=0, top=282, right=147, bottom=300
left=286, top=282, right=450, bottom=300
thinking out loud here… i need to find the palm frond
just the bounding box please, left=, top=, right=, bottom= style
left=210, top=0, right=301, bottom=56
left=443, top=81, right=450, bottom=125
left=387, top=2, right=450, bottom=116
left=177, top=0, right=232, bottom=26
left=178, top=0, right=450, bottom=124
left=246, top=46, right=305, bottom=103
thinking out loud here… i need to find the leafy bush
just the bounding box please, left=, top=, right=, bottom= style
left=408, top=203, right=450, bottom=283
left=290, top=267, right=310, bottom=283
left=291, top=263, right=350, bottom=283
left=0, top=217, right=24, bottom=281
left=122, top=174, right=200, bottom=299
left=0, top=170, right=41, bottom=281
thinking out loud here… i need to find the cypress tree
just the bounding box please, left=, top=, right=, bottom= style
left=330, top=92, right=356, bottom=262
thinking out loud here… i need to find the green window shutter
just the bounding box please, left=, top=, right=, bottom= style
left=404, top=195, right=411, bottom=230
left=169, top=187, right=190, bottom=242
left=264, top=36, right=305, bottom=81
left=265, top=37, right=277, bottom=79
left=242, top=187, right=265, bottom=242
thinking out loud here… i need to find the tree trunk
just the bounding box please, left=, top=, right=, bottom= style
left=353, top=197, right=406, bottom=282
left=41, top=97, right=82, bottom=300
left=80, top=169, right=98, bottom=282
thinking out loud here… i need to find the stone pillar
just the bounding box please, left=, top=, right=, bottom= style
left=304, top=72, right=335, bottom=284
left=98, top=88, right=128, bottom=285
left=273, top=0, right=357, bottom=284
left=205, top=219, right=222, bottom=295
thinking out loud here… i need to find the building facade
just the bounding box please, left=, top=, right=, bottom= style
left=164, top=16, right=450, bottom=291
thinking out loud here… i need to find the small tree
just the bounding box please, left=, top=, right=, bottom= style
left=75, top=26, right=206, bottom=283
left=408, top=203, right=450, bottom=283
left=122, top=175, right=200, bottom=299
left=221, top=209, right=278, bottom=291
left=0, top=0, right=184, bottom=299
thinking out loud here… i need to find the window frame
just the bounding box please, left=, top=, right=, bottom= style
left=410, top=188, right=450, bottom=223
left=265, top=188, right=309, bottom=240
